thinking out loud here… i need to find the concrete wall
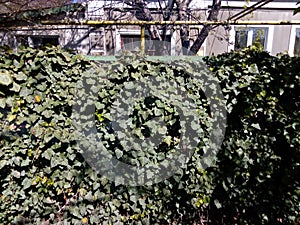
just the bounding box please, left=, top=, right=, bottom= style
left=207, top=8, right=300, bottom=55
left=1, top=1, right=300, bottom=56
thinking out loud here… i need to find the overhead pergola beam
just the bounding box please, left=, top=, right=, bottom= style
left=227, top=0, right=274, bottom=21
left=39, top=20, right=300, bottom=26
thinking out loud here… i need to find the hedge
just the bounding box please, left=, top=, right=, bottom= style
left=0, top=46, right=299, bottom=224
left=204, top=48, right=299, bottom=224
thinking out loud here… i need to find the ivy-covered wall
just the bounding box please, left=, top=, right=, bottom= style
left=0, top=46, right=299, bottom=224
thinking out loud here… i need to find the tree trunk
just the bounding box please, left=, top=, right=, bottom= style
left=125, top=0, right=162, bottom=40
left=122, top=0, right=222, bottom=55
left=161, top=0, right=175, bottom=40
left=174, top=0, right=192, bottom=55
left=189, top=0, right=221, bottom=55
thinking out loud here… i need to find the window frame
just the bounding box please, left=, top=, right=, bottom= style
left=115, top=29, right=174, bottom=56
left=288, top=25, right=300, bottom=56
left=86, top=0, right=105, bottom=19
left=89, top=29, right=106, bottom=55
left=15, top=35, right=60, bottom=48
left=229, top=25, right=274, bottom=52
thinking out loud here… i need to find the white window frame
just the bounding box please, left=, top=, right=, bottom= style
left=89, top=29, right=106, bottom=55
left=115, top=29, right=141, bottom=53
left=115, top=29, right=175, bottom=55
left=288, top=25, right=300, bottom=56
left=228, top=25, right=274, bottom=52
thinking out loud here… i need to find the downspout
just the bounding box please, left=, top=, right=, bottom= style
left=141, top=25, right=145, bottom=53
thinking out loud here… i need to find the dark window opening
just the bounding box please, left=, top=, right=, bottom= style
left=31, top=36, right=59, bottom=48
left=234, top=30, right=248, bottom=50
left=16, top=35, right=59, bottom=48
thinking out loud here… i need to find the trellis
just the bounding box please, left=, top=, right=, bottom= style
left=40, top=19, right=300, bottom=52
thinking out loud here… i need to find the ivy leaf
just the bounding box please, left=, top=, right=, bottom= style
left=14, top=72, right=27, bottom=81
left=251, top=123, right=261, bottom=130
left=0, top=98, right=6, bottom=108
left=22, top=177, right=32, bottom=190
left=0, top=70, right=13, bottom=86
left=115, top=149, right=123, bottom=159
left=214, top=199, right=222, bottom=209
left=10, top=82, right=21, bottom=92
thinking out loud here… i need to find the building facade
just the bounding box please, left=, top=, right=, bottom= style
left=1, top=0, right=300, bottom=56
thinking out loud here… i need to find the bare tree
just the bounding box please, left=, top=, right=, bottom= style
left=0, top=0, right=222, bottom=54
left=189, top=0, right=222, bottom=54
left=119, top=0, right=222, bottom=55
left=123, top=0, right=162, bottom=40
left=0, top=0, right=71, bottom=15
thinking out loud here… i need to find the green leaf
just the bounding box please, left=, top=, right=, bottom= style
left=19, top=87, right=32, bottom=97
left=115, top=149, right=123, bottom=159
left=294, top=5, right=300, bottom=15
left=14, top=72, right=27, bottom=81
left=12, top=170, right=21, bottom=178
left=10, top=82, right=21, bottom=92
left=251, top=123, right=261, bottom=130
left=0, top=98, right=6, bottom=108
left=214, top=199, right=222, bottom=209
left=22, top=177, right=32, bottom=190
left=0, top=70, right=13, bottom=86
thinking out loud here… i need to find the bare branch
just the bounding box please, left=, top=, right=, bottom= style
left=0, top=0, right=71, bottom=14
left=189, top=0, right=222, bottom=55
left=174, top=0, right=192, bottom=54
left=123, top=0, right=162, bottom=40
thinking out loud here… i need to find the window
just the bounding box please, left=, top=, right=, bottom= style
left=121, top=35, right=141, bottom=52
left=291, top=28, right=300, bottom=56
left=234, top=27, right=268, bottom=50
left=120, top=35, right=171, bottom=55
left=87, top=0, right=105, bottom=19
left=293, top=28, right=300, bottom=56
left=16, top=36, right=29, bottom=47
left=30, top=36, right=59, bottom=48
left=16, top=35, right=59, bottom=48
left=288, top=26, right=300, bottom=56
left=90, top=31, right=106, bottom=55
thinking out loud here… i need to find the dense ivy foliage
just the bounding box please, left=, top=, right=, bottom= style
left=0, top=46, right=94, bottom=224
left=204, top=48, right=299, bottom=224
left=0, top=46, right=299, bottom=224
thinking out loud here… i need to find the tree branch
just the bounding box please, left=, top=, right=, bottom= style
left=174, top=0, right=192, bottom=54
left=124, top=0, right=162, bottom=40
left=189, top=0, right=221, bottom=55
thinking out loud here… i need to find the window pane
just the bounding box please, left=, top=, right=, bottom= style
left=121, top=35, right=141, bottom=52
left=234, top=29, right=248, bottom=50
left=234, top=27, right=268, bottom=50
left=121, top=35, right=171, bottom=55
left=146, top=36, right=171, bottom=56
left=16, top=36, right=29, bottom=46
left=90, top=32, right=105, bottom=56
left=31, top=36, right=59, bottom=48
left=294, top=28, right=300, bottom=56
left=252, top=28, right=267, bottom=50
left=91, top=35, right=105, bottom=50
